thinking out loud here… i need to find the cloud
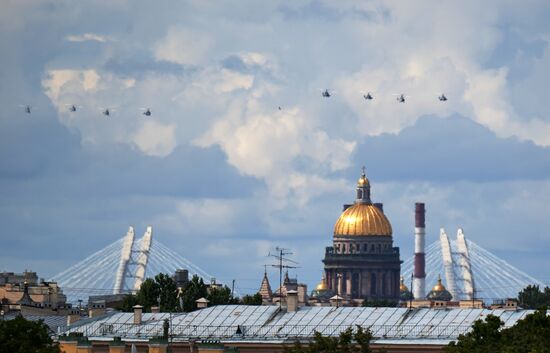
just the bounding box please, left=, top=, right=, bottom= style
left=353, top=114, right=550, bottom=182
left=42, top=69, right=100, bottom=101
left=66, top=33, right=108, bottom=43
left=154, top=27, right=214, bottom=66
left=196, top=106, right=356, bottom=205
left=132, top=120, right=177, bottom=157
left=3, top=0, right=550, bottom=290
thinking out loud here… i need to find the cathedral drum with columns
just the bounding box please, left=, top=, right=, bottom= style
left=322, top=169, right=401, bottom=302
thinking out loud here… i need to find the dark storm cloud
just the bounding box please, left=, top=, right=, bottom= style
left=350, top=114, right=550, bottom=182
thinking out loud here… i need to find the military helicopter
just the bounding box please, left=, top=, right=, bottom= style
left=396, top=94, right=406, bottom=103
left=66, top=104, right=80, bottom=112
left=363, top=93, right=374, bottom=100
left=322, top=89, right=331, bottom=98
left=438, top=94, right=448, bottom=101
left=102, top=108, right=111, bottom=116
left=140, top=108, right=152, bottom=116
left=19, top=105, right=31, bottom=114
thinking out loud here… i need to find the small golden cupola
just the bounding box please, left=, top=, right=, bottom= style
left=427, top=274, right=453, bottom=301
left=310, top=273, right=334, bottom=300
left=316, top=273, right=328, bottom=291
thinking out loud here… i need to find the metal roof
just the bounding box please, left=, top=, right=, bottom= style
left=62, top=305, right=536, bottom=344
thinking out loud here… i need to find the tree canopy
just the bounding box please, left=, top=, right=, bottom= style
left=518, top=284, right=550, bottom=309
left=119, top=272, right=256, bottom=312
left=242, top=293, right=263, bottom=305
left=445, top=308, right=550, bottom=353
left=0, top=315, right=61, bottom=353
left=284, top=326, right=374, bottom=353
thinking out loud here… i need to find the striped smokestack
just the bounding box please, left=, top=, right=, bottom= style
left=413, top=203, right=426, bottom=299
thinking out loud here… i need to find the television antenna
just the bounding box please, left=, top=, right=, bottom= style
left=268, top=247, right=298, bottom=310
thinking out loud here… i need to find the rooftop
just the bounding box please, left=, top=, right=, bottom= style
left=62, top=305, right=535, bottom=344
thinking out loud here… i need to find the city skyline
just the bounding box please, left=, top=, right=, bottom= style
left=1, top=1, right=549, bottom=295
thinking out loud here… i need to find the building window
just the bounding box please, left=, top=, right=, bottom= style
left=363, top=244, right=367, bottom=252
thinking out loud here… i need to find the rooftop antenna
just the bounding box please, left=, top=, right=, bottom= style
left=268, top=247, right=298, bottom=310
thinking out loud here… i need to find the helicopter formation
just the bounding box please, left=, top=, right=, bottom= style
left=18, top=90, right=448, bottom=115
left=19, top=104, right=153, bottom=117
left=321, top=89, right=448, bottom=104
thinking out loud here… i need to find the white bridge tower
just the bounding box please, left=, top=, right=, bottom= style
left=112, top=226, right=154, bottom=294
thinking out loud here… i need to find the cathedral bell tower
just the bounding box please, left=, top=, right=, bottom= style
left=322, top=168, right=402, bottom=302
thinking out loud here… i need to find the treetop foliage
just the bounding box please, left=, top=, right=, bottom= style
left=0, top=315, right=61, bottom=353
left=445, top=308, right=550, bottom=353
left=284, top=326, right=374, bottom=353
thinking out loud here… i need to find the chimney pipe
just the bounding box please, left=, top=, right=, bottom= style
left=133, top=305, right=143, bottom=325
left=286, top=290, right=298, bottom=312
left=413, top=203, right=426, bottom=299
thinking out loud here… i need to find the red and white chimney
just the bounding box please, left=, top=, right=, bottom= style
left=413, top=203, right=426, bottom=299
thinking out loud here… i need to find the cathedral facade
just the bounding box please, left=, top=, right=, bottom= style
left=322, top=169, right=401, bottom=302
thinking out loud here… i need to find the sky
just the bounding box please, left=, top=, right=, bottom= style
left=1, top=0, right=549, bottom=296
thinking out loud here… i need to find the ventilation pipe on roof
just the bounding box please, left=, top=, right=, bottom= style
left=286, top=290, right=298, bottom=312
left=133, top=305, right=143, bottom=325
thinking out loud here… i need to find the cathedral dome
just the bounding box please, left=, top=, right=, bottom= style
left=334, top=203, right=392, bottom=236
left=427, top=275, right=453, bottom=301
left=333, top=168, right=392, bottom=237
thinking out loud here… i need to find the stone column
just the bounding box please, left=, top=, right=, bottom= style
left=377, top=270, right=383, bottom=297
left=357, top=271, right=363, bottom=298
left=361, top=271, right=368, bottom=297
left=366, top=271, right=372, bottom=297
left=337, top=272, right=343, bottom=296
left=346, top=272, right=352, bottom=296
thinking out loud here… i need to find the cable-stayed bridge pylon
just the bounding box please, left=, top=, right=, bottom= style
left=51, top=226, right=214, bottom=303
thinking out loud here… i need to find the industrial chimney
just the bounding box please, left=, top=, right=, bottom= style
left=413, top=203, right=426, bottom=299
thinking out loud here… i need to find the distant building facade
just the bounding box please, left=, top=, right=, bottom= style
left=0, top=271, right=71, bottom=315
left=322, top=170, right=402, bottom=302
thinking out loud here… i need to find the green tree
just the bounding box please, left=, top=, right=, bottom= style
left=518, top=284, right=550, bottom=309
left=445, top=314, right=503, bottom=353
left=0, top=315, right=61, bottom=353
left=207, top=285, right=238, bottom=306
left=118, top=273, right=180, bottom=312
left=154, top=273, right=179, bottom=312
left=118, top=293, right=138, bottom=312
left=445, top=309, right=550, bottom=353
left=284, top=326, right=373, bottom=353
left=180, top=275, right=208, bottom=312
left=136, top=278, right=160, bottom=312
left=242, top=293, right=263, bottom=305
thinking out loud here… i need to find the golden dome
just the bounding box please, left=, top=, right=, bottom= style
left=358, top=175, right=369, bottom=187
left=316, top=275, right=328, bottom=291
left=432, top=275, right=446, bottom=292
left=399, top=276, right=409, bottom=292
left=334, top=203, right=392, bottom=236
